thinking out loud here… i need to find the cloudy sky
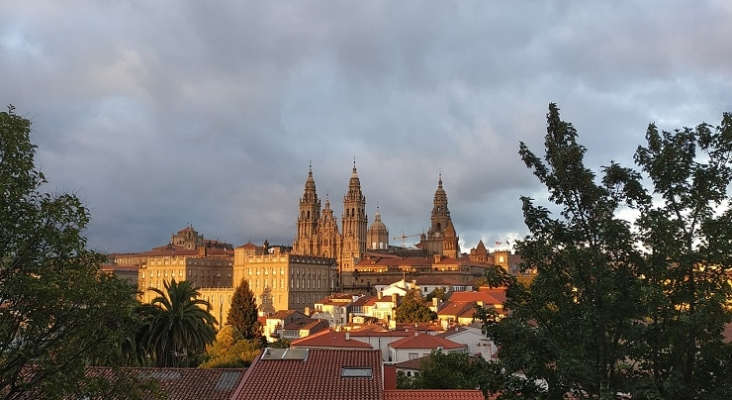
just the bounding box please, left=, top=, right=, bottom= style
left=3, top=1, right=731, bottom=253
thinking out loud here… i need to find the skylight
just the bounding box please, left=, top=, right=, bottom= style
left=341, top=367, right=373, bottom=378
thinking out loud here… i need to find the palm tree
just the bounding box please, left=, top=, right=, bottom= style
left=140, top=279, right=217, bottom=367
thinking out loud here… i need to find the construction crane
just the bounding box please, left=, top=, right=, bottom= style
left=392, top=231, right=421, bottom=248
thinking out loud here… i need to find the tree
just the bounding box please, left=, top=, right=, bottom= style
left=402, top=350, right=539, bottom=400
left=140, top=279, right=217, bottom=367
left=199, top=326, right=261, bottom=368
left=483, top=104, right=732, bottom=399
left=631, top=113, right=732, bottom=398
left=425, top=287, right=448, bottom=303
left=0, top=107, right=149, bottom=399
left=395, top=289, right=436, bottom=323
left=227, top=278, right=261, bottom=340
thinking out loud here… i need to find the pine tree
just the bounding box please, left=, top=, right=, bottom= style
left=227, top=278, right=261, bottom=339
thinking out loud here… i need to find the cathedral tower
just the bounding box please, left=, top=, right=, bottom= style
left=340, top=161, right=368, bottom=284
left=418, top=173, right=458, bottom=257
left=293, top=165, right=321, bottom=256
left=318, top=195, right=341, bottom=259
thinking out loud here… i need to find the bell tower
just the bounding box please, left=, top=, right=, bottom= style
left=293, top=164, right=321, bottom=256
left=340, top=160, right=367, bottom=285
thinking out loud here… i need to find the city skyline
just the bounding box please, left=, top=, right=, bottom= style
left=2, top=1, right=731, bottom=252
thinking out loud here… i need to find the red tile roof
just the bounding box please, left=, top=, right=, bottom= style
left=232, top=349, right=383, bottom=400
left=85, top=367, right=245, bottom=400
left=448, top=290, right=505, bottom=305
left=390, top=333, right=466, bottom=350
left=393, top=355, right=429, bottom=370
left=291, top=329, right=374, bottom=349
left=384, top=389, right=485, bottom=400
left=436, top=301, right=476, bottom=318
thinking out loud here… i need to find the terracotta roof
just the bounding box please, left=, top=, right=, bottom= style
left=384, top=390, right=484, bottom=400
left=233, top=349, right=383, bottom=400
left=390, top=333, right=466, bottom=350
left=351, top=295, right=377, bottom=307
left=448, top=290, right=505, bottom=305
left=393, top=322, right=443, bottom=333
left=436, top=301, right=476, bottom=318
left=270, top=310, right=308, bottom=320
left=393, top=355, right=429, bottom=370
left=282, top=318, right=328, bottom=332
left=291, top=329, right=374, bottom=349
left=85, top=367, right=244, bottom=400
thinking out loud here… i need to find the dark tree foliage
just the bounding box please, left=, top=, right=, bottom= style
left=0, top=107, right=150, bottom=399
left=227, top=278, right=261, bottom=340
left=395, top=289, right=436, bottom=323
left=482, top=104, right=732, bottom=399
left=402, top=351, right=540, bottom=400
left=140, top=279, right=217, bottom=367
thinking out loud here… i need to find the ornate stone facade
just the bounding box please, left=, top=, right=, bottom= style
left=291, top=163, right=460, bottom=287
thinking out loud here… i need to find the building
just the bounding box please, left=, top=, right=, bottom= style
left=232, top=349, right=384, bottom=400
left=291, top=163, right=461, bottom=287
left=232, top=243, right=338, bottom=313
left=110, top=226, right=235, bottom=304
left=388, top=332, right=467, bottom=363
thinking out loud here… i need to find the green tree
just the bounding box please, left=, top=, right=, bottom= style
left=484, top=104, right=732, bottom=399
left=631, top=113, right=732, bottom=399
left=141, top=279, right=217, bottom=367
left=425, top=287, right=447, bottom=302
left=199, top=325, right=261, bottom=368
left=227, top=278, right=261, bottom=340
left=407, top=351, right=539, bottom=400
left=486, top=103, right=651, bottom=398
left=395, top=289, right=436, bottom=323
left=0, top=107, right=150, bottom=399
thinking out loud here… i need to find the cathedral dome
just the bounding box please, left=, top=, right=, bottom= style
left=369, top=207, right=388, bottom=234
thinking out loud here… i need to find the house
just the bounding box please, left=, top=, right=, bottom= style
left=436, top=301, right=476, bottom=328
left=350, top=294, right=377, bottom=319
left=311, top=293, right=356, bottom=327
left=281, top=318, right=329, bottom=341
left=231, top=348, right=383, bottom=400
left=388, top=332, right=467, bottom=363
left=392, top=355, right=429, bottom=380
left=264, top=310, right=309, bottom=343
left=436, top=326, right=497, bottom=361
left=446, top=287, right=507, bottom=318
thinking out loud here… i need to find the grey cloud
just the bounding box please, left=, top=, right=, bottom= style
left=2, top=0, right=731, bottom=253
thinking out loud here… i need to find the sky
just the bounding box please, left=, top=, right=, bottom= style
left=2, top=1, right=732, bottom=254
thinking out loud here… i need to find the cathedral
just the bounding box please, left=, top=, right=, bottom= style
left=292, top=162, right=460, bottom=286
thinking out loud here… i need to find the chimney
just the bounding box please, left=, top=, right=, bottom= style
left=391, top=293, right=398, bottom=304
left=305, top=306, right=311, bottom=315
left=378, top=291, right=383, bottom=300
left=345, top=332, right=350, bottom=341
left=414, top=331, right=418, bottom=337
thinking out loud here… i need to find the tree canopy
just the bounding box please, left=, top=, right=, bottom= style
left=0, top=107, right=149, bottom=399
left=227, top=278, right=261, bottom=340
left=140, top=279, right=217, bottom=367
left=483, top=104, right=732, bottom=399
left=395, top=289, right=436, bottom=323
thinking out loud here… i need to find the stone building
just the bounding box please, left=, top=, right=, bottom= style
left=291, top=163, right=460, bottom=287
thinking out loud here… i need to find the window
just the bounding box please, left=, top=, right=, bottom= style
left=408, top=353, right=419, bottom=360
